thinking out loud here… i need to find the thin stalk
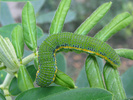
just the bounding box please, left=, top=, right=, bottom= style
left=22, top=51, right=38, bottom=65
left=0, top=73, right=14, bottom=88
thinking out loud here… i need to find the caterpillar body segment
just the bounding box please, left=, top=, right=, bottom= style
left=36, top=32, right=120, bottom=87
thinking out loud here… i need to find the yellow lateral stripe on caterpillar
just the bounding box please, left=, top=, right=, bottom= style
left=36, top=32, right=120, bottom=87
left=54, top=46, right=116, bottom=67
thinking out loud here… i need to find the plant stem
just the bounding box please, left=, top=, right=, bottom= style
left=22, top=51, right=38, bottom=65
left=0, top=73, right=14, bottom=88
left=103, top=63, right=127, bottom=100
left=0, top=74, right=14, bottom=100
left=3, top=89, right=12, bottom=100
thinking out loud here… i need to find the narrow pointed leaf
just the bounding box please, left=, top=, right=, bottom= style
left=74, top=2, right=112, bottom=35
left=0, top=47, right=14, bottom=70
left=94, top=12, right=133, bottom=41
left=115, top=49, right=133, bottom=60
left=9, top=65, right=37, bottom=96
left=4, top=38, right=20, bottom=71
left=0, top=36, right=14, bottom=61
left=5, top=38, right=20, bottom=68
left=103, top=63, right=126, bottom=100
left=26, top=65, right=37, bottom=82
left=0, top=36, right=19, bottom=71
left=0, top=23, right=43, bottom=40
left=22, top=1, right=37, bottom=52
left=12, top=25, right=24, bottom=60
left=85, top=55, right=105, bottom=88
left=18, top=65, right=34, bottom=92
left=4, top=38, right=18, bottom=62
left=49, top=0, right=71, bottom=34
left=54, top=70, right=75, bottom=88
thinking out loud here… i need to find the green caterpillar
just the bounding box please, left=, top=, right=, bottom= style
left=36, top=32, right=120, bottom=87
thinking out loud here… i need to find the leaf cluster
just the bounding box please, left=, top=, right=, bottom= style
left=0, top=0, right=133, bottom=100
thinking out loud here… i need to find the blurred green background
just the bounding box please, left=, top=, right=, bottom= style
left=0, top=0, right=133, bottom=80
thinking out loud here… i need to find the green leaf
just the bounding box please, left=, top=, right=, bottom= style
left=0, top=2, right=15, bottom=26
left=0, top=23, right=43, bottom=40
left=9, top=77, right=21, bottom=96
left=18, top=65, right=34, bottom=92
left=0, top=24, right=19, bottom=39
left=4, top=38, right=19, bottom=64
left=56, top=53, right=66, bottom=73
left=15, top=86, right=69, bottom=100
left=74, top=2, right=112, bottom=35
left=36, top=11, right=76, bottom=24
left=0, top=36, right=19, bottom=72
left=0, top=71, right=7, bottom=84
left=121, top=66, right=133, bottom=98
left=75, top=66, right=89, bottom=88
left=22, top=1, right=37, bottom=52
left=85, top=55, right=105, bottom=88
left=40, top=88, right=113, bottom=100
left=0, top=89, right=6, bottom=100
left=94, top=12, right=133, bottom=42
left=31, top=0, right=46, bottom=14
left=36, top=26, right=44, bottom=39
left=26, top=65, right=37, bottom=82
left=0, top=88, right=4, bottom=95
left=54, top=70, right=75, bottom=88
left=103, top=63, right=127, bottom=100
left=0, top=93, right=6, bottom=100
left=9, top=65, right=37, bottom=96
left=34, top=56, right=38, bottom=70
left=115, top=49, right=133, bottom=60
left=11, top=25, right=24, bottom=60
left=49, top=0, right=71, bottom=34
